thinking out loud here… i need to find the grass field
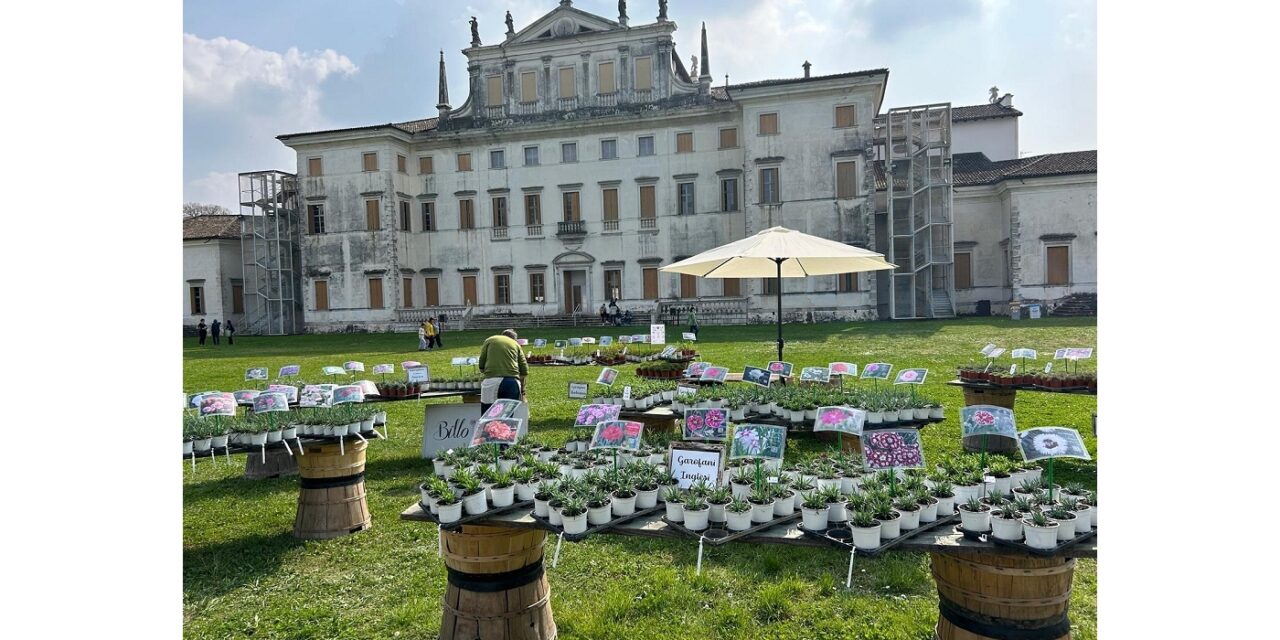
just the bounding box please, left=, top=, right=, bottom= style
left=183, top=317, right=1097, bottom=640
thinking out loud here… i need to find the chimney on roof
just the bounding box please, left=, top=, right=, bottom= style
left=999, top=93, right=1014, bottom=108
left=802, top=60, right=811, bottom=78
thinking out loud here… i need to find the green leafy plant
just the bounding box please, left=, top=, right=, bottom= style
left=726, top=498, right=751, bottom=513
left=849, top=509, right=879, bottom=528
left=960, top=496, right=988, bottom=513
left=661, top=486, right=684, bottom=503
left=683, top=494, right=708, bottom=511
left=801, top=492, right=828, bottom=510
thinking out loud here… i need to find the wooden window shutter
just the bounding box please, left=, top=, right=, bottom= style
left=602, top=188, right=619, bottom=221
left=722, top=278, right=740, bottom=297
left=366, top=200, right=380, bottom=230
left=558, top=67, right=575, bottom=98
left=954, top=252, right=972, bottom=289
left=232, top=284, right=244, bottom=313
left=362, top=152, right=378, bottom=172
left=1047, top=246, right=1070, bottom=285
left=368, top=278, right=384, bottom=309
left=403, top=277, right=414, bottom=307
left=836, top=161, right=858, bottom=199
left=759, top=113, right=778, bottom=135
left=639, top=185, right=655, bottom=218
left=598, top=61, right=616, bottom=94
left=419, top=156, right=434, bottom=174
left=676, top=132, right=693, bottom=153
left=680, top=274, right=697, bottom=298
left=425, top=277, right=439, bottom=306
left=634, top=57, right=652, bottom=90
left=397, top=154, right=406, bottom=173
left=458, top=153, right=472, bottom=171
left=520, top=71, right=537, bottom=102
left=835, top=105, right=856, bottom=128
left=643, top=268, right=658, bottom=300
left=314, top=281, right=328, bottom=310
left=719, top=128, right=737, bottom=149
left=307, top=157, right=322, bottom=176
left=462, top=276, right=477, bottom=306
left=486, top=75, right=503, bottom=106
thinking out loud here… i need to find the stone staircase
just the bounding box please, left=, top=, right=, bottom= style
left=1050, top=293, right=1097, bottom=317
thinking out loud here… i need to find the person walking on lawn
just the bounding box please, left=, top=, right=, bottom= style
left=431, top=317, right=444, bottom=348
left=211, top=319, right=221, bottom=345
left=225, top=320, right=235, bottom=345
left=197, top=319, right=207, bottom=345
left=424, top=317, right=438, bottom=349
left=418, top=324, right=428, bottom=351
left=478, top=329, right=528, bottom=414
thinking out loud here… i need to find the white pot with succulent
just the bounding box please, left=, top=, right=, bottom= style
left=849, top=511, right=883, bottom=549
left=436, top=495, right=462, bottom=524
left=682, top=496, right=711, bottom=531
left=725, top=500, right=754, bottom=531
left=560, top=497, right=589, bottom=535
left=586, top=496, right=613, bottom=526
left=990, top=505, right=1024, bottom=541
left=958, top=498, right=992, bottom=533
left=1022, top=511, right=1060, bottom=549
left=662, top=487, right=685, bottom=522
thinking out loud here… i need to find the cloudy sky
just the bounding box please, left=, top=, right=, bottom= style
left=184, top=0, right=1096, bottom=211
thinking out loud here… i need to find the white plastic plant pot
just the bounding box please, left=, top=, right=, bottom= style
left=991, top=516, right=1024, bottom=541
left=648, top=453, right=665, bottom=465
left=249, top=432, right=269, bottom=446
left=663, top=390, right=675, bottom=401
left=419, top=483, right=432, bottom=505
left=375, top=411, right=387, bottom=425
left=611, top=492, right=637, bottom=516
left=773, top=492, right=796, bottom=517
left=462, top=491, right=488, bottom=515
left=1090, top=505, right=1098, bottom=528
left=816, top=477, right=840, bottom=492
left=913, top=408, right=930, bottom=420
left=433, top=459, right=448, bottom=475
left=1009, top=470, right=1029, bottom=488
left=281, top=427, right=297, bottom=440
left=437, top=502, right=462, bottom=524
left=918, top=499, right=940, bottom=523
left=730, top=482, right=752, bottom=500
left=636, top=488, right=659, bottom=509
left=726, top=509, right=753, bottom=531
left=802, top=507, right=830, bottom=531
left=361, top=418, right=374, bottom=432
left=547, top=505, right=564, bottom=526
left=878, top=511, right=902, bottom=539
left=267, top=430, right=283, bottom=443
left=561, top=512, right=588, bottom=535
left=593, top=396, right=605, bottom=405
left=826, top=500, right=847, bottom=524
left=930, top=406, right=944, bottom=419
left=1054, top=513, right=1078, bottom=541
left=731, top=408, right=747, bottom=421
left=516, top=483, right=538, bottom=502
left=490, top=485, right=515, bottom=508
left=708, top=502, right=727, bottom=524
left=902, top=409, right=917, bottom=421
left=538, top=450, right=555, bottom=463
left=194, top=438, right=213, bottom=452
left=682, top=506, right=710, bottom=531
left=959, top=507, right=992, bottom=533
left=1024, top=468, right=1043, bottom=484
left=210, top=434, right=228, bottom=449
left=992, top=476, right=1013, bottom=497
left=665, top=501, right=685, bottom=523
left=1022, top=519, right=1059, bottom=549
left=426, top=493, right=440, bottom=514
left=790, top=410, right=805, bottom=423
left=587, top=503, right=613, bottom=526
left=440, top=464, right=456, bottom=480
left=867, top=412, right=883, bottom=424
left=497, top=459, right=516, bottom=473
left=952, top=484, right=980, bottom=505
left=750, top=500, right=775, bottom=523
left=804, top=409, right=817, bottom=421
left=839, top=477, right=857, bottom=494
left=898, top=507, right=921, bottom=530
left=534, top=498, right=550, bottom=518
left=851, top=524, right=882, bottom=549
left=183, top=440, right=194, bottom=455
left=623, top=398, right=636, bottom=409
left=348, top=423, right=364, bottom=436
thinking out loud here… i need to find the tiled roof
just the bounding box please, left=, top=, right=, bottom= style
left=726, top=68, right=889, bottom=92
left=278, top=117, right=438, bottom=140
left=183, top=215, right=241, bottom=240
left=952, top=103, right=1023, bottom=122
left=953, top=151, right=1096, bottom=186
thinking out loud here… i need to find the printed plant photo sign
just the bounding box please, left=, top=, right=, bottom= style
left=266, top=384, right=298, bottom=403
left=682, top=332, right=697, bottom=341
left=372, top=364, right=394, bottom=374
left=406, top=366, right=430, bottom=383
left=581, top=337, right=596, bottom=344
left=986, top=347, right=1006, bottom=359
left=596, top=367, right=619, bottom=386
left=252, top=392, right=290, bottom=414
left=554, top=340, right=568, bottom=349
left=199, top=393, right=237, bottom=417
left=686, top=362, right=710, bottom=377
left=682, top=408, right=729, bottom=441
left=278, top=364, right=301, bottom=377
left=767, top=361, right=794, bottom=377
left=322, top=366, right=346, bottom=376
left=660, top=346, right=677, bottom=358
left=574, top=403, right=622, bottom=427
left=1018, top=427, right=1091, bottom=461
left=893, top=368, right=928, bottom=385
left=828, top=362, right=857, bottom=376
left=567, top=382, right=589, bottom=399
left=568, top=338, right=583, bottom=346
left=742, top=365, right=772, bottom=388
left=343, top=361, right=365, bottom=372
left=1065, top=347, right=1094, bottom=360
left=862, top=429, right=926, bottom=470
left=813, top=406, right=866, bottom=436
left=631, top=334, right=648, bottom=343
left=590, top=420, right=645, bottom=451
left=618, top=336, right=631, bottom=344
left=401, top=360, right=421, bottom=369
left=1011, top=349, right=1037, bottom=360
left=245, top=367, right=268, bottom=381
left=600, top=336, right=614, bottom=346
left=331, top=385, right=365, bottom=405
left=484, top=399, right=524, bottom=419
left=465, top=357, right=479, bottom=366
left=533, top=338, right=547, bottom=347
left=450, top=357, right=467, bottom=366
left=729, top=424, right=787, bottom=461
left=233, top=390, right=261, bottom=405
left=960, top=405, right=1018, bottom=440
left=861, top=362, right=893, bottom=380
left=800, top=366, right=831, bottom=383
left=980, top=343, right=998, bottom=356
left=471, top=418, right=523, bottom=447
left=1053, top=348, right=1069, bottom=360
left=516, top=338, right=529, bottom=346
left=699, top=366, right=729, bottom=382
left=299, top=385, right=333, bottom=408
left=357, top=380, right=380, bottom=397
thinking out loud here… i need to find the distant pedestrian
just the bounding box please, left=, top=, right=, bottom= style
left=600, top=304, right=608, bottom=325
left=197, top=319, right=207, bottom=345
left=211, top=319, right=221, bottom=345
left=418, top=325, right=428, bottom=351
left=687, top=309, right=699, bottom=338
left=432, top=317, right=445, bottom=348
left=225, top=320, right=235, bottom=345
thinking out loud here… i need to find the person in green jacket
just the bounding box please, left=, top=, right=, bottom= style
left=478, top=329, right=528, bottom=413
left=688, top=309, right=699, bottom=338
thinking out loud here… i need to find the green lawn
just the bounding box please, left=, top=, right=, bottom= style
left=184, top=317, right=1097, bottom=640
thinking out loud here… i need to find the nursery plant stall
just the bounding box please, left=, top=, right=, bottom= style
left=948, top=362, right=1095, bottom=454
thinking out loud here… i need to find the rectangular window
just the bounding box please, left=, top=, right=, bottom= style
left=524, top=194, right=542, bottom=225
left=462, top=275, right=477, bottom=306
left=602, top=188, right=619, bottom=222
left=598, top=61, right=616, bottom=94
left=561, top=142, right=577, bottom=163
left=529, top=272, right=545, bottom=303
left=634, top=56, right=653, bottom=90
left=421, top=202, right=435, bottom=231
left=604, top=269, right=622, bottom=300
left=189, top=286, right=204, bottom=315
left=425, top=277, right=440, bottom=306
left=313, top=280, right=328, bottom=310
left=362, top=152, right=378, bottom=172
left=399, top=201, right=411, bottom=231
left=719, top=127, right=738, bottom=149
left=562, top=192, right=580, bottom=222
left=490, top=149, right=505, bottom=169
left=759, top=112, right=779, bottom=136
left=494, top=274, right=511, bottom=305
left=836, top=161, right=858, bottom=199
left=639, top=184, right=656, bottom=220
left=520, top=71, right=537, bottom=102
left=643, top=267, right=658, bottom=300
left=760, top=167, right=780, bottom=204
left=231, top=283, right=244, bottom=314
left=955, top=252, right=973, bottom=289
left=403, top=277, right=414, bottom=307
left=838, top=273, right=860, bottom=293
left=524, top=146, right=539, bottom=166
left=600, top=139, right=617, bottom=160
left=486, top=75, right=503, bottom=107
left=762, top=278, right=779, bottom=295
left=638, top=135, right=655, bottom=156
left=459, top=199, right=475, bottom=229
left=558, top=67, right=575, bottom=98
left=492, top=196, right=508, bottom=228
left=722, top=278, right=740, bottom=297
left=720, top=178, right=739, bottom=212
left=457, top=153, right=472, bottom=172
left=680, top=273, right=697, bottom=298
left=678, top=182, right=695, bottom=215
left=676, top=132, right=693, bottom=153
left=1047, top=246, right=1070, bottom=285
left=307, top=157, right=322, bottom=176
left=307, top=204, right=325, bottom=234
left=368, top=277, right=384, bottom=309
left=397, top=154, right=407, bottom=173
left=835, top=104, right=857, bottom=129
left=365, top=199, right=380, bottom=230
left=419, top=156, right=434, bottom=174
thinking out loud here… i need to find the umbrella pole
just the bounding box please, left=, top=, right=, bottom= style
left=775, top=258, right=784, bottom=362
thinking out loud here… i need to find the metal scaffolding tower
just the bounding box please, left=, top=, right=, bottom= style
left=875, top=104, right=955, bottom=319
left=239, top=170, right=303, bottom=335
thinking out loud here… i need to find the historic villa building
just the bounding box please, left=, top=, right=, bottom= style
left=246, top=0, right=1096, bottom=334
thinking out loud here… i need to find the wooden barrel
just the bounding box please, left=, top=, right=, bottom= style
left=439, top=525, right=556, bottom=640
left=930, top=551, right=1075, bottom=640
left=245, top=447, right=298, bottom=479
left=961, top=387, right=1019, bottom=454
left=293, top=439, right=371, bottom=539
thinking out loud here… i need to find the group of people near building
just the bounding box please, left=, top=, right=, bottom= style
left=417, top=317, right=445, bottom=351
left=598, top=300, right=633, bottom=326
left=195, top=318, right=235, bottom=345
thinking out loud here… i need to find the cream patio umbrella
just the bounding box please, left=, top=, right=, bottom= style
left=661, top=226, right=896, bottom=361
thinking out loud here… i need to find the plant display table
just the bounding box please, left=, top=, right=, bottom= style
left=947, top=380, right=1095, bottom=454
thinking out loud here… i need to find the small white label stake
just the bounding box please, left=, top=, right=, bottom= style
left=281, top=439, right=293, bottom=456
left=553, top=532, right=564, bottom=568
left=846, top=544, right=856, bottom=589
left=696, top=535, right=705, bottom=576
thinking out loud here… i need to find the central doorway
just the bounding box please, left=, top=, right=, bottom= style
left=562, top=269, right=585, bottom=314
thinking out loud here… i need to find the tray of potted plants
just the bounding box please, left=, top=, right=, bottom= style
left=527, top=460, right=668, bottom=541
left=183, top=402, right=387, bottom=460
left=955, top=366, right=1097, bottom=394
left=661, top=475, right=801, bottom=546
left=794, top=468, right=961, bottom=556
left=954, top=482, right=1097, bottom=556
left=417, top=444, right=550, bottom=529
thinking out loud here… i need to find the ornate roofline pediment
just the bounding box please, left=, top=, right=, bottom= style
left=507, top=4, right=621, bottom=46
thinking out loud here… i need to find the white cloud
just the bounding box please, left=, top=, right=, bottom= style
left=185, top=171, right=241, bottom=213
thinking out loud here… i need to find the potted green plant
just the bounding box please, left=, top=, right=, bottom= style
left=585, top=489, right=613, bottom=526
left=724, top=498, right=753, bottom=531
left=707, top=486, right=733, bottom=524
left=819, top=485, right=846, bottom=524
left=772, top=484, right=797, bottom=517
left=991, top=503, right=1024, bottom=541
left=560, top=495, right=589, bottom=534
left=662, top=486, right=685, bottom=522
left=987, top=458, right=1014, bottom=497
left=871, top=497, right=901, bottom=539
left=1046, top=504, right=1078, bottom=542
left=894, top=497, right=921, bottom=530
left=1021, top=510, right=1059, bottom=549
left=682, top=494, right=711, bottom=531
left=456, top=471, right=488, bottom=515
left=611, top=484, right=637, bottom=517
left=635, top=473, right=660, bottom=509
left=958, top=496, right=992, bottom=533
left=730, top=468, right=755, bottom=500
left=513, top=467, right=539, bottom=501
left=912, top=489, right=939, bottom=524
left=533, top=479, right=559, bottom=518
left=848, top=509, right=881, bottom=550
left=436, top=491, right=462, bottom=524
left=790, top=475, right=817, bottom=501
left=815, top=463, right=841, bottom=492
left=489, top=471, right=516, bottom=508
left=747, top=487, right=776, bottom=524
left=931, top=480, right=956, bottom=517
left=801, top=491, right=830, bottom=530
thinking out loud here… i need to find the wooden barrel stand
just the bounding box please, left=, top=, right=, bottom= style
left=960, top=387, right=1019, bottom=454
left=293, top=439, right=371, bottom=540
left=440, top=525, right=556, bottom=640
left=245, top=447, right=298, bottom=479
left=930, top=551, right=1075, bottom=640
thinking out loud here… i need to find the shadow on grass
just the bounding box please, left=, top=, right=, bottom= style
left=184, top=531, right=304, bottom=602
left=184, top=470, right=296, bottom=505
